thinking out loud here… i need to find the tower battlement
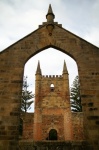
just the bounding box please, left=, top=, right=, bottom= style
left=35, top=60, right=68, bottom=78
left=42, top=75, right=62, bottom=78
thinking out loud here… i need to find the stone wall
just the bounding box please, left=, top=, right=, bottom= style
left=42, top=114, right=64, bottom=140
left=20, top=113, right=34, bottom=140
left=21, top=112, right=84, bottom=142
left=72, top=112, right=84, bottom=140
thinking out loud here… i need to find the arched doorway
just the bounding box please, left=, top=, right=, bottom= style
left=49, top=129, right=58, bottom=140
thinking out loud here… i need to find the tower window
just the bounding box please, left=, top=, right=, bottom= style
left=50, top=84, right=54, bottom=92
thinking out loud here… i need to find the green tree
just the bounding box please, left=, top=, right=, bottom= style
left=21, top=76, right=34, bottom=112
left=70, top=76, right=82, bottom=112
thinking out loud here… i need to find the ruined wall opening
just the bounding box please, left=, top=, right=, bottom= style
left=48, top=129, right=58, bottom=140
left=23, top=47, right=79, bottom=113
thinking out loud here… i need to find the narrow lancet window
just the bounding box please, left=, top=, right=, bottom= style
left=50, top=83, right=54, bottom=92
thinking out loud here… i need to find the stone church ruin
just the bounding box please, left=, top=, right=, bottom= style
left=0, top=4, right=99, bottom=150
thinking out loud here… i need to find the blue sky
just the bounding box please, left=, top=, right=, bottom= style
left=0, top=0, right=99, bottom=111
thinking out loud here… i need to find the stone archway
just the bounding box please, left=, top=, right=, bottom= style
left=49, top=129, right=58, bottom=140
left=0, top=4, right=99, bottom=150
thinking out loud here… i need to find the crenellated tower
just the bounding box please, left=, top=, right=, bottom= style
left=33, top=60, right=73, bottom=141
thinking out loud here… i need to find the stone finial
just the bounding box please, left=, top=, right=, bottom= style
left=46, top=4, right=55, bottom=22
left=36, top=61, right=42, bottom=75
left=63, top=60, right=68, bottom=74
left=46, top=4, right=55, bottom=36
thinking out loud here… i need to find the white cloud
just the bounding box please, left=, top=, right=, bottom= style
left=0, top=0, right=99, bottom=51
left=84, top=27, right=99, bottom=47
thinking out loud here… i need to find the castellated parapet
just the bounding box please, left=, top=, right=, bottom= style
left=42, top=75, right=62, bottom=78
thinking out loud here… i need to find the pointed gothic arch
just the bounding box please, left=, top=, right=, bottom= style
left=23, top=47, right=78, bottom=113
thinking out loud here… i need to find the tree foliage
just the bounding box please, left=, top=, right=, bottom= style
left=70, top=76, right=82, bottom=112
left=21, top=76, right=34, bottom=112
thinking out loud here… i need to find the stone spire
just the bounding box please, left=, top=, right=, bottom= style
left=62, top=60, right=68, bottom=74
left=46, top=4, right=55, bottom=23
left=36, top=61, right=42, bottom=75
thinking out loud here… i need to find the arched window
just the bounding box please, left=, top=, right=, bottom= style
left=49, top=129, right=58, bottom=140
left=50, top=83, right=54, bottom=92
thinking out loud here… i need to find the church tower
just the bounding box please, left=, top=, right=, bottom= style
left=33, top=60, right=73, bottom=141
